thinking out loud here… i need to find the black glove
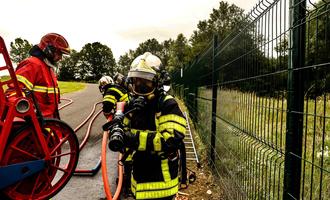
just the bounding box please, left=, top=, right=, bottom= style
left=130, top=96, right=146, bottom=111
left=123, top=131, right=138, bottom=150
left=102, top=112, right=124, bottom=131
left=163, top=137, right=177, bottom=154
left=114, top=112, right=125, bottom=124
left=162, top=131, right=184, bottom=154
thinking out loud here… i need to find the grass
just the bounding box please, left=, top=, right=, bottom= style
left=1, top=75, right=86, bottom=95
left=187, top=87, right=330, bottom=200
left=58, top=81, right=85, bottom=94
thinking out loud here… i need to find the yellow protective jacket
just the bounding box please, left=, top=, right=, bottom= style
left=102, top=84, right=128, bottom=115
left=124, top=94, right=187, bottom=199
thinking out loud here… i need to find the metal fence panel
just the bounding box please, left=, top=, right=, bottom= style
left=172, top=0, right=330, bottom=199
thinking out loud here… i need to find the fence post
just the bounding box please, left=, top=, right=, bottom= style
left=183, top=64, right=188, bottom=104
left=283, top=0, right=306, bottom=199
left=193, top=86, right=198, bottom=117
left=210, top=34, right=219, bottom=164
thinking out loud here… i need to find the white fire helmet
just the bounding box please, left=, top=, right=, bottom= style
left=128, top=52, right=162, bottom=96
left=128, top=52, right=162, bottom=81
left=98, top=76, right=114, bottom=94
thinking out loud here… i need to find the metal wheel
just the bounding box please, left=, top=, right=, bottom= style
left=1, top=119, right=79, bottom=200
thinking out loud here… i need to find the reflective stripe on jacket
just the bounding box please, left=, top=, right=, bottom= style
left=15, top=57, right=59, bottom=118
left=124, top=94, right=186, bottom=199
left=102, top=84, right=128, bottom=114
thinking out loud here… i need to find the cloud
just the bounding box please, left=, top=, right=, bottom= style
left=117, top=23, right=193, bottom=42
left=0, top=0, right=257, bottom=60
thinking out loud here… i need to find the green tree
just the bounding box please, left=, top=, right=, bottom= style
left=134, top=38, right=163, bottom=58
left=274, top=38, right=288, bottom=56
left=58, top=49, right=79, bottom=81
left=160, top=39, right=174, bottom=69
left=78, top=42, right=116, bottom=81
left=189, top=1, right=245, bottom=57
left=304, top=1, right=330, bottom=97
left=168, top=34, right=191, bottom=73
left=9, top=38, right=33, bottom=63
left=190, top=20, right=212, bottom=57
left=306, top=1, right=330, bottom=65
left=117, top=38, right=165, bottom=75
left=177, top=1, right=267, bottom=91
left=117, top=49, right=135, bottom=75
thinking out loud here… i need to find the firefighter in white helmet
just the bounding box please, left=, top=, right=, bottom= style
left=98, top=76, right=114, bottom=94
left=98, top=75, right=128, bottom=118
left=107, top=52, right=187, bottom=200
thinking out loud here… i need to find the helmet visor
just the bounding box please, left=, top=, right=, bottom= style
left=128, top=71, right=156, bottom=81
left=131, top=77, right=155, bottom=96
left=60, top=47, right=71, bottom=55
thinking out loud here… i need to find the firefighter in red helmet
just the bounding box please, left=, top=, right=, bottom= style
left=8, top=33, right=70, bottom=119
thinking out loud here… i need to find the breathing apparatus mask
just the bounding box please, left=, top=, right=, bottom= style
left=128, top=77, right=156, bottom=99
left=126, top=76, right=155, bottom=112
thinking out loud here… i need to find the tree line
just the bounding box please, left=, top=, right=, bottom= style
left=9, top=1, right=248, bottom=82
left=173, top=0, right=329, bottom=99
left=10, top=0, right=328, bottom=92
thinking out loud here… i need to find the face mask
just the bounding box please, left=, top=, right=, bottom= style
left=130, top=77, right=156, bottom=97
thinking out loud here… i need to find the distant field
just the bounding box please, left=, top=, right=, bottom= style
left=58, top=81, right=85, bottom=94
left=1, top=75, right=85, bottom=94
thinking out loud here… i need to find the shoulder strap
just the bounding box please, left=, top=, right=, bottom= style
left=157, top=94, right=174, bottom=112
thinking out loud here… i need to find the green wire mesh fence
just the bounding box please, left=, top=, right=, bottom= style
left=172, top=0, right=330, bottom=199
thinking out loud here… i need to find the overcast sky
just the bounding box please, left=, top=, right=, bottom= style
left=0, top=0, right=257, bottom=60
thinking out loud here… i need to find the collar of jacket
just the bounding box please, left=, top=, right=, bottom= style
left=29, top=45, right=46, bottom=60
left=29, top=45, right=58, bottom=71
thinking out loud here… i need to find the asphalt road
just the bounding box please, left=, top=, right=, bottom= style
left=53, top=83, right=118, bottom=200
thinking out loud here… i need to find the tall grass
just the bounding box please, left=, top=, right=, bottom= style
left=194, top=88, right=329, bottom=199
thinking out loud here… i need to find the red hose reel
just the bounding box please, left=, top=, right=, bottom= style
left=0, top=36, right=79, bottom=200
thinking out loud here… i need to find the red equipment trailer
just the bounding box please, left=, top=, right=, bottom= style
left=0, top=36, right=79, bottom=200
